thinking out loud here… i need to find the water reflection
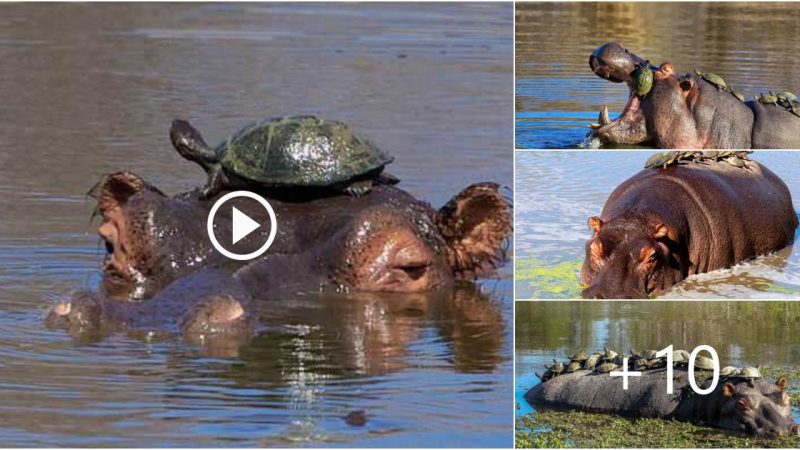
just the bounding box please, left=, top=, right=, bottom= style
left=516, top=2, right=800, bottom=148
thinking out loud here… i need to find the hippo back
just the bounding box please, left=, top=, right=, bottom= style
left=524, top=368, right=684, bottom=418
left=749, top=101, right=800, bottom=149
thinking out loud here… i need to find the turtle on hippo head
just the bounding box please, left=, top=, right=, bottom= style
left=170, top=115, right=398, bottom=200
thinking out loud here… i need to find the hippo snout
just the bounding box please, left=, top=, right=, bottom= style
left=589, top=42, right=651, bottom=84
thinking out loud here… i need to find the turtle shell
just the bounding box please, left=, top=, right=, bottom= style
left=570, top=351, right=589, bottom=362
left=217, top=116, right=393, bottom=187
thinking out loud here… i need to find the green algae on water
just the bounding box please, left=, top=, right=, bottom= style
left=516, top=258, right=583, bottom=299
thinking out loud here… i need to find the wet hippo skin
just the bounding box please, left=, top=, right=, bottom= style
left=580, top=159, right=798, bottom=298
left=589, top=42, right=800, bottom=149
left=525, top=369, right=800, bottom=437
left=46, top=172, right=512, bottom=346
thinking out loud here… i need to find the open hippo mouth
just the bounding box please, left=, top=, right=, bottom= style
left=588, top=42, right=651, bottom=145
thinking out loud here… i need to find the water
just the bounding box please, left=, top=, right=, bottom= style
left=516, top=2, right=800, bottom=148
left=0, top=3, right=513, bottom=447
left=515, top=151, right=800, bottom=299
left=515, top=301, right=800, bottom=421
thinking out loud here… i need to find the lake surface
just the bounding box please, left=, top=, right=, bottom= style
left=516, top=2, right=800, bottom=148
left=0, top=3, right=513, bottom=447
left=515, top=301, right=800, bottom=422
left=515, top=151, right=800, bottom=299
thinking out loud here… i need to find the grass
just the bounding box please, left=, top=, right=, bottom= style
left=516, top=367, right=800, bottom=448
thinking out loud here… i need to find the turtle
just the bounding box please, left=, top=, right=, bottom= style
left=632, top=61, right=653, bottom=97
left=584, top=353, right=601, bottom=370
left=694, top=69, right=726, bottom=91
left=672, top=350, right=689, bottom=365
left=595, top=362, right=618, bottom=373
left=645, top=357, right=666, bottom=370
left=637, top=349, right=659, bottom=360
left=693, top=355, right=715, bottom=371
left=551, top=359, right=565, bottom=375
left=777, top=91, right=797, bottom=103
left=729, top=87, right=745, bottom=102
left=737, top=367, right=762, bottom=380
left=537, top=368, right=555, bottom=382
left=756, top=92, right=779, bottom=105
left=169, top=116, right=398, bottom=199
left=726, top=155, right=747, bottom=168
left=569, top=351, right=590, bottom=362
left=720, top=366, right=740, bottom=378
left=601, top=347, right=618, bottom=362
left=644, top=151, right=677, bottom=169
left=633, top=358, right=648, bottom=371
left=566, top=361, right=583, bottom=373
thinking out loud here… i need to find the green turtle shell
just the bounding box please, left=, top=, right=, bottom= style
left=216, top=116, right=393, bottom=187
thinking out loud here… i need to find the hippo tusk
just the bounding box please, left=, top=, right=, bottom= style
left=600, top=106, right=610, bottom=126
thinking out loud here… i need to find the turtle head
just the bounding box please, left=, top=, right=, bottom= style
left=169, top=119, right=217, bottom=173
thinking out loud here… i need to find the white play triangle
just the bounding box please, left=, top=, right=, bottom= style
left=231, top=206, right=261, bottom=244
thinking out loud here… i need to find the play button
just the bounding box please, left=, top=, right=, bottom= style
left=231, top=207, right=261, bottom=244
left=207, top=191, right=278, bottom=261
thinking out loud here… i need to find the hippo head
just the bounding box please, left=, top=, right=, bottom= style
left=89, top=172, right=512, bottom=299
left=579, top=215, right=682, bottom=299
left=589, top=42, right=736, bottom=148
left=718, top=378, right=800, bottom=437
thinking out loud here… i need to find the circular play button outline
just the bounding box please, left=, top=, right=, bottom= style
left=207, top=190, right=278, bottom=261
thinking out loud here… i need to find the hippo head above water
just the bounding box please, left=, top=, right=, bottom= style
left=47, top=171, right=512, bottom=344
left=588, top=42, right=800, bottom=149
left=579, top=215, right=681, bottom=299
left=718, top=377, right=799, bottom=437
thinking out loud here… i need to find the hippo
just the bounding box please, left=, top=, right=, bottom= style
left=524, top=368, right=800, bottom=437
left=45, top=171, right=512, bottom=346
left=588, top=42, right=800, bottom=149
left=580, top=158, right=798, bottom=298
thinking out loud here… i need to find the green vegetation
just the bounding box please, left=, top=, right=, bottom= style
left=515, top=410, right=800, bottom=448
left=516, top=367, right=800, bottom=448
left=515, top=258, right=582, bottom=298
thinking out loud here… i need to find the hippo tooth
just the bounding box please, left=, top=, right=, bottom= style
left=599, top=106, right=610, bottom=125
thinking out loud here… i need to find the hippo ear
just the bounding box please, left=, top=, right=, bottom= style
left=588, top=216, right=604, bottom=233
left=777, top=377, right=789, bottom=391
left=437, top=182, right=512, bottom=278
left=652, top=223, right=670, bottom=239
left=88, top=171, right=165, bottom=219
left=723, top=382, right=736, bottom=398
left=638, top=245, right=657, bottom=272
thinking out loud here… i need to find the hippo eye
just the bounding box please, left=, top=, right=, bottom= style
left=396, top=262, right=429, bottom=281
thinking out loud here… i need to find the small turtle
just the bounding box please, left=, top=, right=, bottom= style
left=595, top=362, right=618, bottom=373
left=777, top=91, right=797, bottom=103
left=632, top=61, right=653, bottom=97
left=694, top=69, right=727, bottom=91
left=536, top=368, right=554, bottom=382
left=644, top=151, right=677, bottom=169
left=737, top=367, right=762, bottom=380
left=551, top=359, right=565, bottom=375
left=693, top=355, right=715, bottom=371
left=566, top=361, right=583, bottom=373
left=638, top=349, right=659, bottom=360
left=646, top=357, right=667, bottom=370
left=672, top=350, right=689, bottom=365
left=757, top=92, right=779, bottom=105
left=569, top=351, right=590, bottom=362
left=726, top=155, right=747, bottom=168
left=720, top=366, right=740, bottom=378
left=729, top=87, right=745, bottom=102
left=601, top=347, right=618, bottom=362
left=584, top=353, right=601, bottom=370
left=169, top=116, right=397, bottom=199
left=633, top=358, right=648, bottom=371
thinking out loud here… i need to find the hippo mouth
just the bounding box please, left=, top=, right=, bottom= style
left=588, top=87, right=648, bottom=145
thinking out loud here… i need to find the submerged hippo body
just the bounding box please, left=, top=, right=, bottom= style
left=524, top=369, right=800, bottom=437
left=47, top=172, right=512, bottom=344
left=589, top=42, right=800, bottom=149
left=580, top=159, right=797, bottom=298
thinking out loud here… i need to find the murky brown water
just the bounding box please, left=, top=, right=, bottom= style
left=515, top=151, right=800, bottom=299
left=516, top=2, right=800, bottom=148
left=0, top=3, right=513, bottom=446
left=515, top=301, right=800, bottom=422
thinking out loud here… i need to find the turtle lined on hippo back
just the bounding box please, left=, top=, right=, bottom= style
left=170, top=115, right=398, bottom=200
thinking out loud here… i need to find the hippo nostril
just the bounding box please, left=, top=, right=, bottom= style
left=52, top=302, right=72, bottom=316
left=105, top=241, right=114, bottom=254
